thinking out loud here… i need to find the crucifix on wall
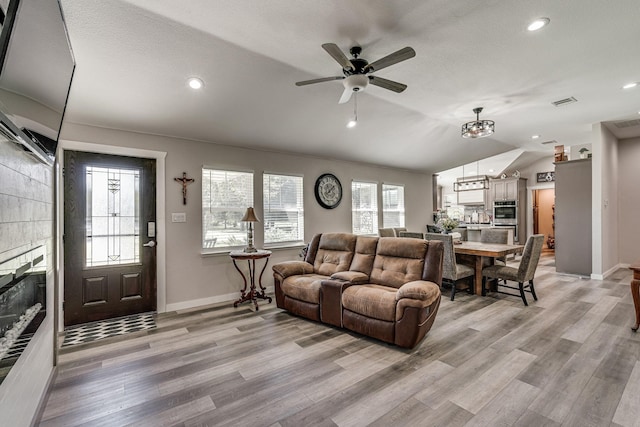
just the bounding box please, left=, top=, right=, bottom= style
left=174, top=172, right=194, bottom=205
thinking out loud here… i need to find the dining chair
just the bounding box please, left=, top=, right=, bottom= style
left=398, top=231, right=424, bottom=239
left=425, top=232, right=474, bottom=301
left=392, top=227, right=407, bottom=237
left=378, top=228, right=395, bottom=237
left=426, top=224, right=440, bottom=233
left=481, top=234, right=544, bottom=306
left=480, top=228, right=509, bottom=264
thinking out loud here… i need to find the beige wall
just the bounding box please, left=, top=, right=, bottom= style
left=592, top=124, right=620, bottom=277
left=617, top=136, right=640, bottom=264
left=0, top=138, right=55, bottom=426
left=60, top=123, right=433, bottom=310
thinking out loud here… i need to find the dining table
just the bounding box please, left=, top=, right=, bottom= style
left=453, top=241, right=525, bottom=296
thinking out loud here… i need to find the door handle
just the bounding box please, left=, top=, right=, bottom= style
left=143, top=241, right=156, bottom=248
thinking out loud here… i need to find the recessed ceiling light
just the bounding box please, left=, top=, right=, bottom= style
left=527, top=17, right=550, bottom=32
left=622, top=82, right=638, bottom=90
left=489, top=169, right=495, bottom=173
left=531, top=135, right=540, bottom=140
left=187, top=77, right=204, bottom=90
left=346, top=119, right=357, bottom=128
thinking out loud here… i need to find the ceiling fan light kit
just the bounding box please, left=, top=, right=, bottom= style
left=461, top=107, right=495, bottom=139
left=295, top=43, right=415, bottom=106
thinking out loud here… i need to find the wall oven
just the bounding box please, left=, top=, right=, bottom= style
left=493, top=200, right=517, bottom=225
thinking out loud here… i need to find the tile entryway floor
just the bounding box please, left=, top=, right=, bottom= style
left=61, top=312, right=156, bottom=347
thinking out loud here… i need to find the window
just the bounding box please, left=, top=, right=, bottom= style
left=202, top=168, right=253, bottom=250
left=352, top=181, right=378, bottom=235
left=263, top=174, right=304, bottom=245
left=382, top=184, right=405, bottom=228
left=85, top=166, right=140, bottom=266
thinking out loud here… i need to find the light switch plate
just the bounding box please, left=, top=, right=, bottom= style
left=171, top=213, right=186, bottom=223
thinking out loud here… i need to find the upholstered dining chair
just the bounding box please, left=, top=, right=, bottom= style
left=425, top=232, right=474, bottom=301
left=392, top=227, right=407, bottom=237
left=378, top=228, right=395, bottom=237
left=398, top=231, right=424, bottom=239
left=481, top=234, right=544, bottom=306
left=426, top=224, right=440, bottom=233
left=480, top=228, right=509, bottom=264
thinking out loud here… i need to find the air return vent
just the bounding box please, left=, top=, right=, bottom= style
left=551, top=97, right=577, bottom=107
left=613, top=119, right=640, bottom=128
left=540, top=139, right=558, bottom=145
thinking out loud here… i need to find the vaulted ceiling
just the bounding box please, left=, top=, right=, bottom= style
left=59, top=0, right=640, bottom=173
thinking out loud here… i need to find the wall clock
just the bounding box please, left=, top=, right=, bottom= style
left=314, top=173, right=342, bottom=209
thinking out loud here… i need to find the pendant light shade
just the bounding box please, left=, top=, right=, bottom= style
left=461, top=107, right=495, bottom=139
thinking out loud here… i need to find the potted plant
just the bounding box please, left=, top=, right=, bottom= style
left=579, top=147, right=591, bottom=159
left=438, top=218, right=459, bottom=233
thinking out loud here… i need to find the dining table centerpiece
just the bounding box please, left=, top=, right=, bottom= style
left=438, top=218, right=459, bottom=233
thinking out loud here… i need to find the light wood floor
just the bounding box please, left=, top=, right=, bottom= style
left=38, top=255, right=640, bottom=426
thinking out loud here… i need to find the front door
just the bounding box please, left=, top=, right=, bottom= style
left=64, top=150, right=156, bottom=326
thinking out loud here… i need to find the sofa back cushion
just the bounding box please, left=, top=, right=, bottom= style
left=313, top=233, right=357, bottom=276
left=349, top=236, right=379, bottom=275
left=370, top=237, right=428, bottom=288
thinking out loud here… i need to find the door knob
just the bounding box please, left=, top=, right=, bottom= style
left=143, top=241, right=156, bottom=247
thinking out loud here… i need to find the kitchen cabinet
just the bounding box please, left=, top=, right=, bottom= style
left=491, top=177, right=519, bottom=201
left=457, top=188, right=486, bottom=205
left=488, top=177, right=527, bottom=244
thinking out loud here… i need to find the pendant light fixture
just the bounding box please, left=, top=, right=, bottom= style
left=461, top=107, right=495, bottom=139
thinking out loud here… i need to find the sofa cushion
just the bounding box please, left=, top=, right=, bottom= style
left=369, top=238, right=427, bottom=288
left=281, top=274, right=327, bottom=304
left=342, top=284, right=397, bottom=322
left=313, top=233, right=357, bottom=276
left=349, top=236, right=378, bottom=274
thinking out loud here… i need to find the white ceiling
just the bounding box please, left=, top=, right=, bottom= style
left=58, top=0, right=640, bottom=173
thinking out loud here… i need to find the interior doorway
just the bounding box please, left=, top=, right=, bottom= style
left=533, top=188, right=555, bottom=252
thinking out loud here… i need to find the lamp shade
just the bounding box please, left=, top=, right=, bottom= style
left=241, top=207, right=260, bottom=222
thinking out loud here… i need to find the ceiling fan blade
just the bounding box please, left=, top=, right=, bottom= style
left=338, top=87, right=353, bottom=104
left=364, top=47, right=416, bottom=73
left=295, top=76, right=343, bottom=86
left=368, top=76, right=407, bottom=93
left=322, top=43, right=354, bottom=71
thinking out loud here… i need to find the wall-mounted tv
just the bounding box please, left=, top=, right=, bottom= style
left=0, top=0, right=75, bottom=165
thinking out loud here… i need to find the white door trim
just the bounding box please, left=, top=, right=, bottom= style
left=56, top=139, right=167, bottom=331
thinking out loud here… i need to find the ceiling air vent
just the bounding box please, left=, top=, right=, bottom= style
left=540, top=139, right=557, bottom=145
left=551, top=97, right=577, bottom=107
left=613, top=119, right=640, bottom=128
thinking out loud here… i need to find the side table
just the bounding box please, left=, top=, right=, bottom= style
left=630, top=260, right=640, bottom=331
left=229, top=249, right=273, bottom=310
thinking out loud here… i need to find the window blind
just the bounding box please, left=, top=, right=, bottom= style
left=263, top=174, right=304, bottom=245
left=382, top=183, right=405, bottom=228
left=352, top=181, right=378, bottom=235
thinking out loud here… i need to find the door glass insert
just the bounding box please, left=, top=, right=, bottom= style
left=85, top=166, right=140, bottom=267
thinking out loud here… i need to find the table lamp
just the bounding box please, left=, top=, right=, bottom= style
left=241, top=207, right=259, bottom=253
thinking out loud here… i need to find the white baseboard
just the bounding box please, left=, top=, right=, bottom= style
left=591, top=263, right=629, bottom=281
left=164, top=286, right=274, bottom=312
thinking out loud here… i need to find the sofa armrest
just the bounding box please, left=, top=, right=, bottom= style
left=272, top=261, right=314, bottom=279
left=320, top=279, right=354, bottom=327
left=396, top=280, right=440, bottom=305
left=330, top=271, right=369, bottom=284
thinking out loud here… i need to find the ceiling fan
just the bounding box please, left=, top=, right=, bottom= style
left=295, top=43, right=416, bottom=104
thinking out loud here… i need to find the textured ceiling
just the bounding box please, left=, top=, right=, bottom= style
left=59, top=0, right=640, bottom=173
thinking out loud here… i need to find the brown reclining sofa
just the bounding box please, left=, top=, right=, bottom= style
left=272, top=232, right=444, bottom=348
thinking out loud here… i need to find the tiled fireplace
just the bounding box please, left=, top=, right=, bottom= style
left=0, top=246, right=46, bottom=384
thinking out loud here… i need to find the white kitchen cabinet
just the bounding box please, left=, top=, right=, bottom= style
left=491, top=178, right=519, bottom=201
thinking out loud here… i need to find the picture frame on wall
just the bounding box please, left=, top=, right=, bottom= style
left=537, top=171, right=555, bottom=182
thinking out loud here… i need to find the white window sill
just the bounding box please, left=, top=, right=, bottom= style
left=263, top=243, right=307, bottom=251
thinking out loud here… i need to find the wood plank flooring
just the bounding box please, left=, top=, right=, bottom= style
left=38, top=254, right=640, bottom=426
